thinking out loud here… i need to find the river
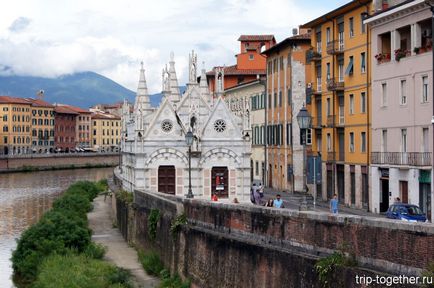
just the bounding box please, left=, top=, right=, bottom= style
left=0, top=167, right=114, bottom=288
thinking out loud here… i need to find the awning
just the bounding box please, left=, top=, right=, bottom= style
left=345, top=58, right=354, bottom=75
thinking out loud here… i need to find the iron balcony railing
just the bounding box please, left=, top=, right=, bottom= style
left=311, top=117, right=323, bottom=128
left=306, top=50, right=322, bottom=63
left=327, top=78, right=344, bottom=91
left=326, top=151, right=344, bottom=162
left=326, top=115, right=335, bottom=127
left=326, top=40, right=345, bottom=55
left=371, top=152, right=432, bottom=166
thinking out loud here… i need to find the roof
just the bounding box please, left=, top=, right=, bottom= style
left=25, top=98, right=54, bottom=108
left=224, top=79, right=264, bottom=93
left=54, top=105, right=79, bottom=115
left=61, top=104, right=92, bottom=114
left=91, top=112, right=121, bottom=120
left=261, top=33, right=311, bottom=56
left=0, top=96, right=32, bottom=105
left=364, top=0, right=420, bottom=24
left=238, top=35, right=275, bottom=42
left=206, top=65, right=266, bottom=76
left=301, top=0, right=371, bottom=28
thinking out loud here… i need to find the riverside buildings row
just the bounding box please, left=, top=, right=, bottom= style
left=205, top=0, right=433, bottom=221
left=0, top=96, right=121, bottom=155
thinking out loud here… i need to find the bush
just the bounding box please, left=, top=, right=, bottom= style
left=138, top=250, right=164, bottom=276
left=65, top=181, right=101, bottom=201
left=116, top=190, right=133, bottom=204
left=96, top=179, right=109, bottom=193
left=315, top=251, right=356, bottom=288
left=32, top=253, right=132, bottom=288
left=84, top=242, right=106, bottom=260
left=148, top=209, right=160, bottom=241
left=159, top=273, right=191, bottom=288
left=52, top=193, right=92, bottom=217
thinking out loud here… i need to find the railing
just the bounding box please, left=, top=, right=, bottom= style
left=371, top=152, right=432, bottom=166
left=311, top=117, right=323, bottom=128
left=306, top=50, right=322, bottom=63
left=326, top=40, right=344, bottom=55
left=326, top=115, right=335, bottom=127
left=327, top=78, right=344, bottom=91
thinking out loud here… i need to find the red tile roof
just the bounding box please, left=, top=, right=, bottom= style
left=91, top=112, right=120, bottom=120
left=61, top=104, right=91, bottom=114
left=0, top=96, right=32, bottom=105
left=25, top=98, right=54, bottom=108
left=206, top=65, right=266, bottom=76
left=238, top=35, right=275, bottom=42
left=54, top=105, right=79, bottom=115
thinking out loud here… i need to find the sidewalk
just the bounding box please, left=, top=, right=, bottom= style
left=88, top=196, right=160, bottom=288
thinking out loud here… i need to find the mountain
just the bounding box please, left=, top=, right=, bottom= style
left=0, top=72, right=186, bottom=109
left=0, top=72, right=135, bottom=108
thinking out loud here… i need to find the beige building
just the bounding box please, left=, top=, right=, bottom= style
left=0, top=96, right=32, bottom=155
left=225, top=79, right=265, bottom=184
left=27, top=98, right=55, bottom=153
left=91, top=112, right=121, bottom=152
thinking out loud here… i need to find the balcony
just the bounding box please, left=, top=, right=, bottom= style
left=371, top=152, right=432, bottom=166
left=327, top=152, right=335, bottom=161
left=311, top=117, right=323, bottom=128
left=306, top=50, right=322, bottom=63
left=327, top=78, right=344, bottom=91
left=326, top=115, right=335, bottom=127
left=326, top=40, right=344, bottom=55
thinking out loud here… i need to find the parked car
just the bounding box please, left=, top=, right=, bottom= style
left=386, top=204, right=427, bottom=223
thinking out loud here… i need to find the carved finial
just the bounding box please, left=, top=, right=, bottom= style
left=202, top=61, right=205, bottom=70
left=170, top=51, right=174, bottom=62
left=140, top=61, right=144, bottom=70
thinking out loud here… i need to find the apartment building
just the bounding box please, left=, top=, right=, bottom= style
left=302, top=0, right=372, bottom=208
left=27, top=98, right=55, bottom=153
left=91, top=112, right=121, bottom=152
left=262, top=32, right=312, bottom=192
left=0, top=96, right=32, bottom=155
left=54, top=105, right=78, bottom=152
left=365, top=0, right=433, bottom=220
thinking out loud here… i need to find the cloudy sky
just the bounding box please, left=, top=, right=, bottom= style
left=0, top=0, right=348, bottom=94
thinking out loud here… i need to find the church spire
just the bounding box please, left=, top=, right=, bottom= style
left=167, top=52, right=181, bottom=103
left=134, top=61, right=151, bottom=112
left=199, top=61, right=211, bottom=104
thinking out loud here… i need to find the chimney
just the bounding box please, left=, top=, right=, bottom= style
left=292, top=28, right=298, bottom=36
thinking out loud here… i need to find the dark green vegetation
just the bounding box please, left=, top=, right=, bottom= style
left=138, top=250, right=190, bottom=288
left=116, top=189, right=134, bottom=204
left=170, top=213, right=187, bottom=239
left=11, top=180, right=132, bottom=287
left=148, top=209, right=161, bottom=241
left=315, top=251, right=357, bottom=288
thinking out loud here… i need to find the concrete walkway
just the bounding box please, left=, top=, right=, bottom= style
left=88, top=196, right=160, bottom=288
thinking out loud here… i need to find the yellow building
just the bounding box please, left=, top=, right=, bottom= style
left=0, top=96, right=32, bottom=155
left=262, top=32, right=312, bottom=192
left=91, top=112, right=121, bottom=152
left=302, top=0, right=372, bottom=208
left=26, top=98, right=55, bottom=153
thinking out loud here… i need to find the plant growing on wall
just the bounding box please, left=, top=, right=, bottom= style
left=315, top=250, right=357, bottom=288
left=148, top=209, right=160, bottom=241
left=170, top=213, right=187, bottom=239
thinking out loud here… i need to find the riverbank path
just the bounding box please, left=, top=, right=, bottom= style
left=88, top=195, right=160, bottom=288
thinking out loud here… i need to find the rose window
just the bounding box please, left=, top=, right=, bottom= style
left=214, top=119, right=226, bottom=133
left=161, top=120, right=173, bottom=133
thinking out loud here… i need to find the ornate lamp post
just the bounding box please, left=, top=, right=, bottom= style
left=296, top=104, right=312, bottom=196
left=185, top=130, right=194, bottom=199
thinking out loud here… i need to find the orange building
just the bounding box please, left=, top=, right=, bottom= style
left=206, top=35, right=276, bottom=95
left=262, top=32, right=312, bottom=192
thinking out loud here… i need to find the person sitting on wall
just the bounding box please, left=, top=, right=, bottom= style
left=211, top=193, right=218, bottom=202
left=232, top=197, right=239, bottom=204
left=273, top=194, right=284, bottom=208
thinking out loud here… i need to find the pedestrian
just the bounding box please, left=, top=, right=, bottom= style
left=273, top=194, right=284, bottom=208
left=211, top=193, right=218, bottom=202
left=330, top=194, right=338, bottom=214
left=232, top=197, right=239, bottom=204
left=265, top=198, right=274, bottom=207
left=394, top=197, right=401, bottom=204
left=258, top=182, right=264, bottom=198
left=253, top=185, right=262, bottom=205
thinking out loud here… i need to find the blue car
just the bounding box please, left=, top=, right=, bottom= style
left=386, top=204, right=427, bottom=223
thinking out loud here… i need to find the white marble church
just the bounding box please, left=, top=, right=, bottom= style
left=119, top=51, right=251, bottom=200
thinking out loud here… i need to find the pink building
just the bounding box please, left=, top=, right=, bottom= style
left=366, top=0, right=433, bottom=221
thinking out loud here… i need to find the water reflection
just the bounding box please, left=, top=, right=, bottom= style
left=0, top=167, right=114, bottom=288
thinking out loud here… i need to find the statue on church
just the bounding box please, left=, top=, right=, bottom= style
left=189, top=50, right=197, bottom=83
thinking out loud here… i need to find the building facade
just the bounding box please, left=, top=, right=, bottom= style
left=302, top=0, right=372, bottom=208
left=121, top=53, right=251, bottom=200
left=91, top=112, right=121, bottom=152
left=206, top=35, right=275, bottom=95
left=0, top=96, right=32, bottom=155
left=262, top=33, right=312, bottom=192
left=27, top=98, right=55, bottom=153
left=366, top=0, right=433, bottom=220
left=54, top=105, right=78, bottom=152
left=224, top=79, right=266, bottom=184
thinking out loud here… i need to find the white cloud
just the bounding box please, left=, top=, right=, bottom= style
left=0, top=0, right=339, bottom=94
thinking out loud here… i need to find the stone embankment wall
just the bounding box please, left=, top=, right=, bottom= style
left=0, top=153, right=119, bottom=172
left=112, top=171, right=433, bottom=288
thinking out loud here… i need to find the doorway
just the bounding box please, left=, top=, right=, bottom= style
left=380, top=178, right=389, bottom=212
left=337, top=164, right=345, bottom=203
left=400, top=181, right=408, bottom=203
left=212, top=167, right=228, bottom=198
left=268, top=164, right=273, bottom=188
left=158, top=166, right=176, bottom=194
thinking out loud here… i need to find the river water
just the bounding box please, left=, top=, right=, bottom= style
left=0, top=167, right=114, bottom=288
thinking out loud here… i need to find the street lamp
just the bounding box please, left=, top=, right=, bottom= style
left=425, top=0, right=434, bottom=222
left=296, top=104, right=312, bottom=196
left=185, top=129, right=194, bottom=199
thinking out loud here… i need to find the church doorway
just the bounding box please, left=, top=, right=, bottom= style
left=158, top=165, right=176, bottom=194
left=212, top=167, right=228, bottom=198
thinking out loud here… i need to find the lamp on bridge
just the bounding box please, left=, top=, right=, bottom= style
left=185, top=129, right=194, bottom=199
left=296, top=104, right=312, bottom=197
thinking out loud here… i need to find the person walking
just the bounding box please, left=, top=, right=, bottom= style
left=253, top=185, right=262, bottom=205
left=273, top=194, right=284, bottom=208
left=330, top=194, right=338, bottom=214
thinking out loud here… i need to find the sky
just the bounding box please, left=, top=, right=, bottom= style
left=0, top=0, right=348, bottom=94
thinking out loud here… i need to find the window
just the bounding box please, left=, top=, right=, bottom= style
left=327, top=133, right=331, bottom=151
left=361, top=14, right=366, bottom=33
left=423, top=128, right=429, bottom=152
left=422, top=76, right=429, bottom=103
left=401, top=129, right=407, bottom=152
left=316, top=31, right=322, bottom=53
left=306, top=129, right=312, bottom=145
left=349, top=17, right=354, bottom=37
left=326, top=98, right=331, bottom=116
left=360, top=92, right=366, bottom=113
left=400, top=79, right=407, bottom=105
left=326, top=27, right=331, bottom=44
left=361, top=52, right=366, bottom=73
left=287, top=89, right=292, bottom=106
left=274, top=92, right=277, bottom=108
left=249, top=54, right=254, bottom=60
left=255, top=161, right=259, bottom=176
left=349, top=132, right=355, bottom=152
left=381, top=83, right=387, bottom=107
left=278, top=91, right=282, bottom=107
left=3, top=136, right=7, bottom=144
left=326, top=63, right=330, bottom=79
left=338, top=60, right=344, bottom=81
left=345, top=56, right=354, bottom=76
left=3, top=115, right=6, bottom=121
left=347, top=94, right=353, bottom=115
left=3, top=125, right=8, bottom=132
left=361, top=132, right=366, bottom=153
